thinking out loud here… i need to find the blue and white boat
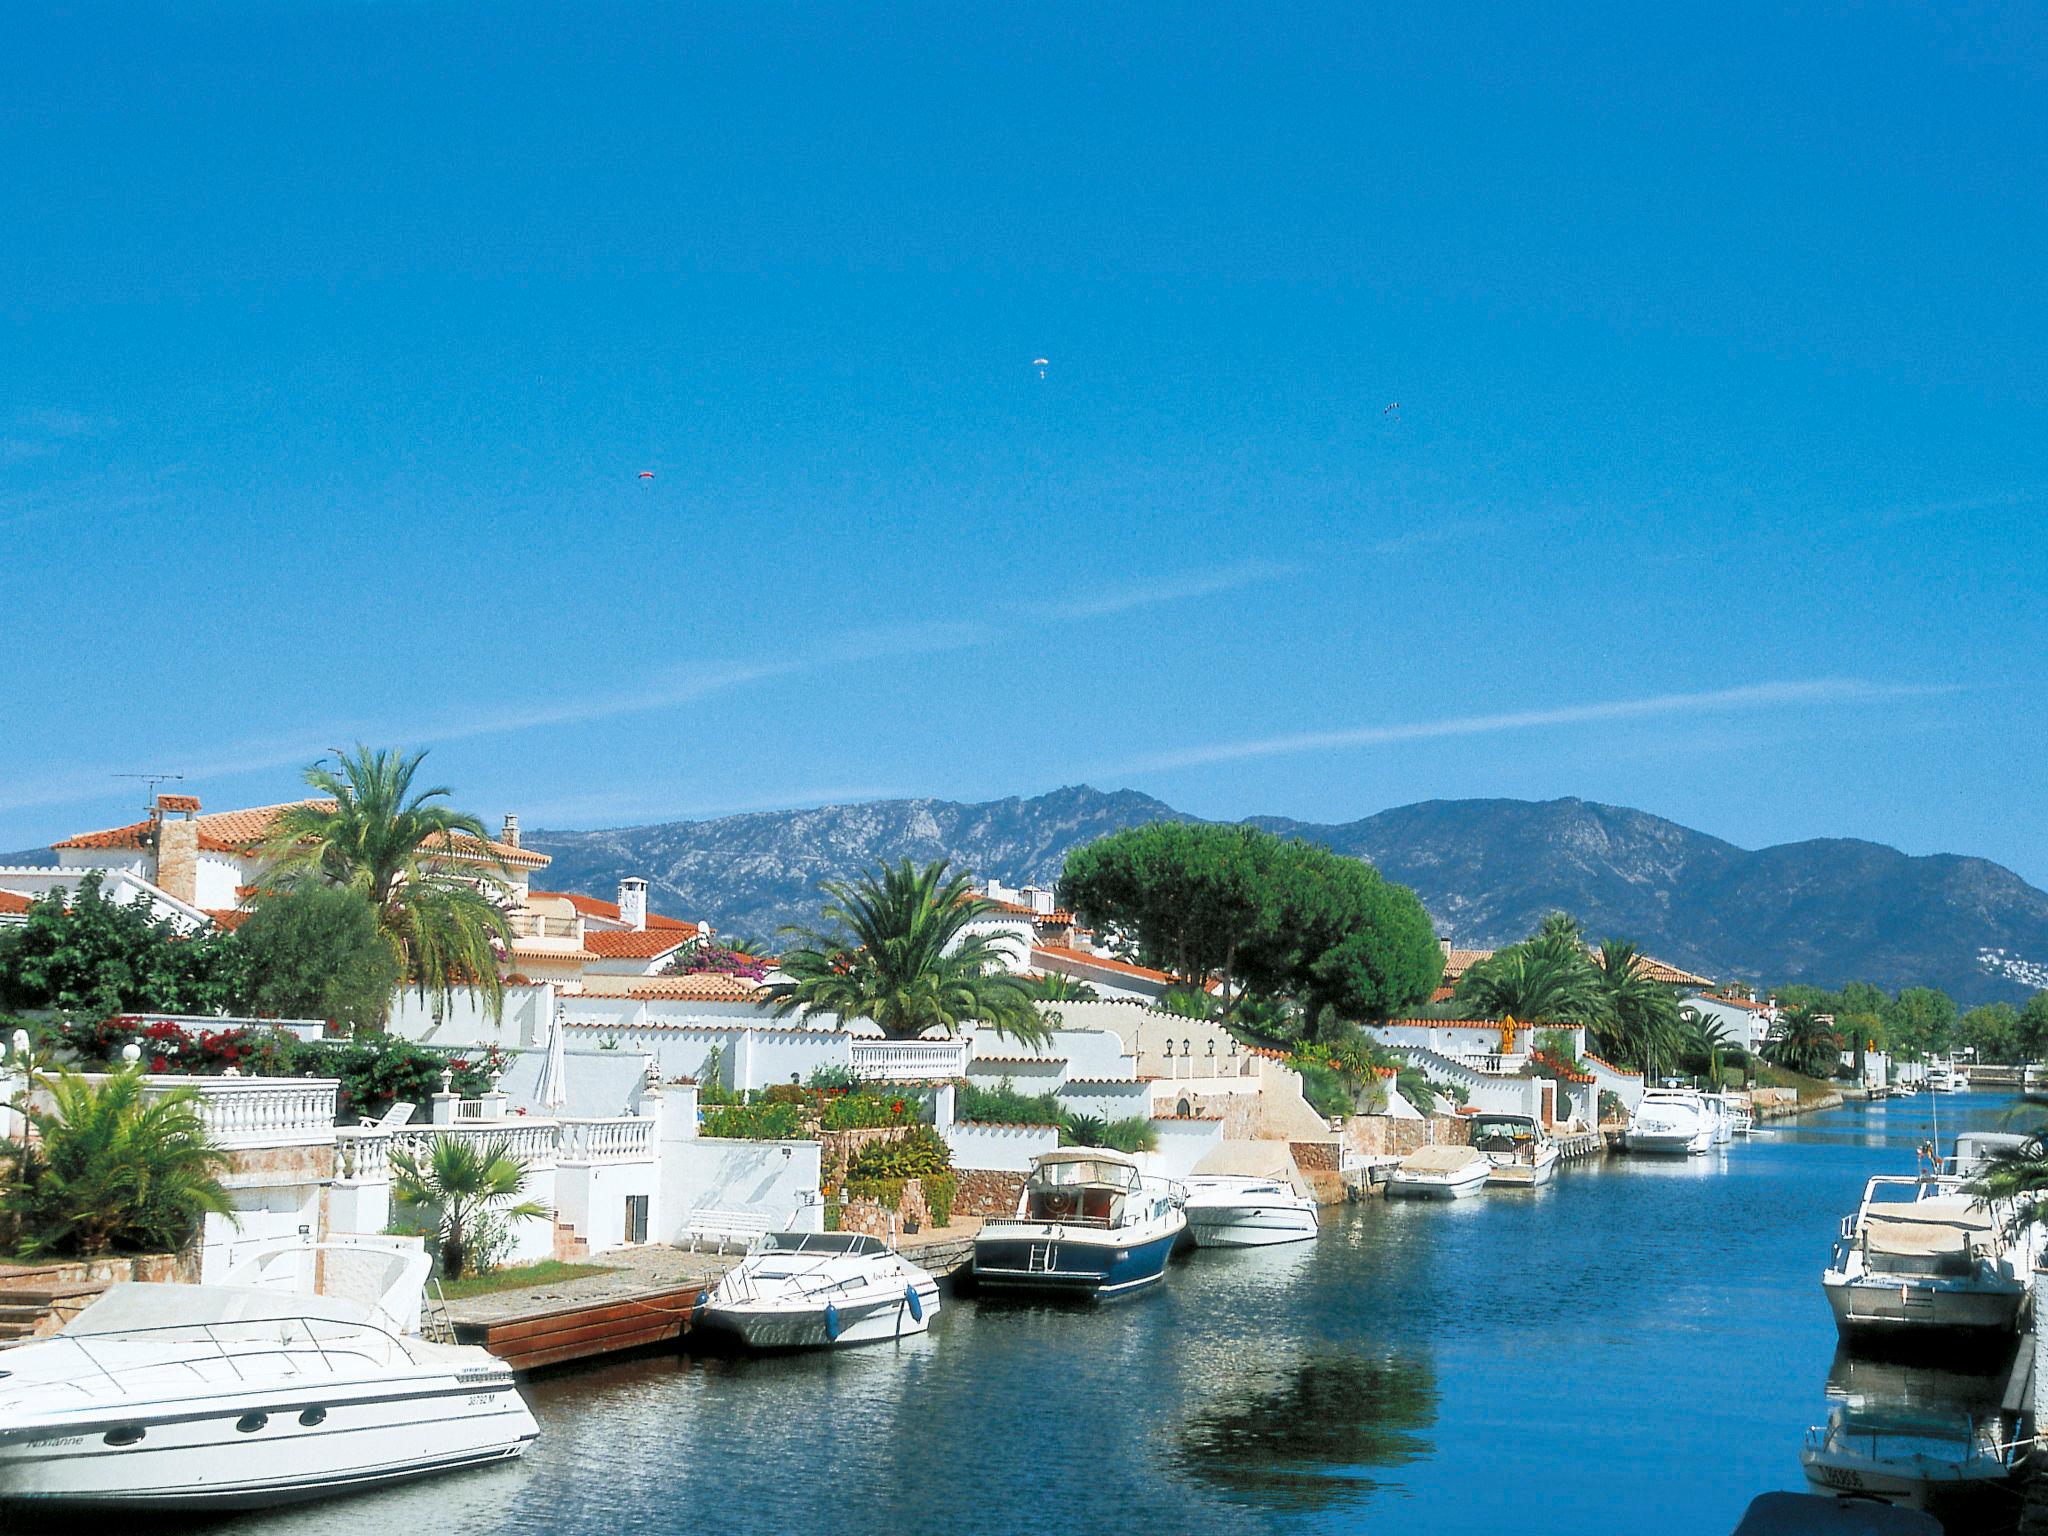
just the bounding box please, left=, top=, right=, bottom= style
left=971, top=1148, right=1185, bottom=1299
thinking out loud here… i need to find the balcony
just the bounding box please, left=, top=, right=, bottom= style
left=558, top=1116, right=656, bottom=1164
left=851, top=1038, right=972, bottom=1082
left=506, top=913, right=582, bottom=941
left=117, top=1075, right=340, bottom=1149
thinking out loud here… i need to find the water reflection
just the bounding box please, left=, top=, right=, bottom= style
left=1173, top=1349, right=1437, bottom=1510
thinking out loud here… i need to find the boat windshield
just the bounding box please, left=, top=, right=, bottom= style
left=758, top=1232, right=886, bottom=1258
left=63, top=1282, right=381, bottom=1340
left=1470, top=1117, right=1536, bottom=1150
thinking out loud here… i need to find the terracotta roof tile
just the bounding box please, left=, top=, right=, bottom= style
left=54, top=800, right=550, bottom=869
left=1032, top=945, right=1175, bottom=985
left=529, top=889, right=699, bottom=932
left=583, top=929, right=695, bottom=961
left=1439, top=948, right=1494, bottom=979
left=577, top=973, right=766, bottom=1003
left=202, top=908, right=251, bottom=932
left=0, top=890, right=31, bottom=915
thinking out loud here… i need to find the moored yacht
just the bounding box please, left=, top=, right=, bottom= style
left=699, top=1230, right=941, bottom=1349
left=1823, top=1174, right=2043, bottom=1344
left=0, top=1243, right=536, bottom=1512
left=1385, top=1143, right=1491, bottom=1200
left=1180, top=1174, right=1320, bottom=1247
left=1800, top=1402, right=2026, bottom=1514
left=1624, top=1087, right=1716, bottom=1155
left=1468, top=1113, right=1560, bottom=1188
left=972, top=1148, right=1186, bottom=1298
left=1924, top=1059, right=1970, bottom=1094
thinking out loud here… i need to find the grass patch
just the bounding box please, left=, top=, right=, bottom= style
left=436, top=1260, right=617, bottom=1299
left=1751, top=1064, right=1840, bottom=1102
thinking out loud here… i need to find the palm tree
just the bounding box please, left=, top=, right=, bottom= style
left=2, top=1069, right=233, bottom=1259
left=1026, top=972, right=1100, bottom=1003
left=259, top=746, right=511, bottom=1025
left=1456, top=948, right=1604, bottom=1028
left=390, top=1135, right=548, bottom=1279
left=1770, top=1005, right=1843, bottom=1079
left=1679, top=1008, right=1736, bottom=1088
left=1965, top=1136, right=2048, bottom=1239
left=765, top=860, right=1049, bottom=1047
left=1592, top=938, right=1682, bottom=1080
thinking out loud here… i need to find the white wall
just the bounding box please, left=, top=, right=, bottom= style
left=653, top=1088, right=821, bottom=1239
left=943, top=1121, right=1061, bottom=1172
left=1058, top=1078, right=1153, bottom=1124
left=1143, top=1117, right=1226, bottom=1180
left=497, top=1047, right=651, bottom=1118
left=556, top=1158, right=660, bottom=1253
left=386, top=983, right=556, bottom=1050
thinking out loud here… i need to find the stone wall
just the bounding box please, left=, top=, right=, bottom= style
left=819, top=1125, right=908, bottom=1181
left=224, top=1143, right=336, bottom=1191
left=839, top=1176, right=934, bottom=1239
left=955, top=1168, right=1027, bottom=1218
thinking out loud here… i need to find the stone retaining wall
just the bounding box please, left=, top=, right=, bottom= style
left=954, top=1168, right=1027, bottom=1218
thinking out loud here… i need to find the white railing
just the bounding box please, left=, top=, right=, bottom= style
left=506, top=914, right=580, bottom=940
left=1455, top=1052, right=1530, bottom=1076
left=154, top=1077, right=339, bottom=1149
left=454, top=1099, right=491, bottom=1121
left=557, top=1116, right=656, bottom=1164
left=334, top=1127, right=391, bottom=1182
left=390, top=1121, right=559, bottom=1171
left=853, top=1038, right=971, bottom=1081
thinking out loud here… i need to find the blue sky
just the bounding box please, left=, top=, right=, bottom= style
left=2, top=4, right=2043, bottom=880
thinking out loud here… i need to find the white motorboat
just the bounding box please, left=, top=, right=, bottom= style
left=1467, top=1112, right=1560, bottom=1188
left=972, top=1148, right=1186, bottom=1298
left=0, top=1242, right=535, bottom=1512
left=1801, top=1403, right=2026, bottom=1514
left=698, top=1231, right=940, bottom=1348
left=1180, top=1175, right=1320, bottom=1247
left=1624, top=1088, right=1716, bottom=1155
left=1823, top=1174, right=2043, bottom=1344
left=1385, top=1143, right=1491, bottom=1200
left=1944, top=1131, right=2030, bottom=1180
left=1925, top=1060, right=1970, bottom=1094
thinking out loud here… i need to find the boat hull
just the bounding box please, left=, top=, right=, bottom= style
left=0, top=1378, right=536, bottom=1512
left=1824, top=1273, right=2027, bottom=1342
left=1184, top=1205, right=1319, bottom=1247
left=972, top=1217, right=1184, bottom=1297
left=1800, top=1449, right=2012, bottom=1514
left=1385, top=1169, right=1488, bottom=1200
left=1485, top=1152, right=1559, bottom=1188
left=700, top=1280, right=940, bottom=1349
left=1624, top=1128, right=1713, bottom=1155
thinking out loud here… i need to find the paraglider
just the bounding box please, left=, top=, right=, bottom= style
left=637, top=470, right=655, bottom=480
left=1033, top=357, right=1049, bottom=379
left=1383, top=402, right=1400, bottom=416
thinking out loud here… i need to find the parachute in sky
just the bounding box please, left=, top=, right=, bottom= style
left=1033, top=357, right=1050, bottom=379
left=638, top=470, right=655, bottom=480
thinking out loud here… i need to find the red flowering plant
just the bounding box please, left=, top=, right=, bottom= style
left=663, top=943, right=771, bottom=981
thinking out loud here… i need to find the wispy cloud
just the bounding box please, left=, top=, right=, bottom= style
left=1019, top=561, right=1297, bottom=621
left=1875, top=489, right=2036, bottom=529
left=1099, top=678, right=1961, bottom=776
left=0, top=622, right=991, bottom=820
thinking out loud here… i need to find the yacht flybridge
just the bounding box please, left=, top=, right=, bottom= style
left=0, top=1242, right=536, bottom=1512
left=972, top=1148, right=1185, bottom=1298
left=699, top=1231, right=941, bottom=1348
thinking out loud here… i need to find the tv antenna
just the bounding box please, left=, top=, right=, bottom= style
left=113, top=771, right=186, bottom=812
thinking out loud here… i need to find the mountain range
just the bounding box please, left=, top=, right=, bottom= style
left=526, top=787, right=2048, bottom=1005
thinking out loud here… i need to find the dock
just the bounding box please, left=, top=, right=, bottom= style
left=443, top=1248, right=737, bottom=1374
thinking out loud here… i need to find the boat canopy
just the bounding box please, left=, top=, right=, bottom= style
left=1859, top=1199, right=1999, bottom=1257
left=1027, top=1153, right=1140, bottom=1190
left=62, top=1282, right=382, bottom=1338
left=1399, top=1145, right=1484, bottom=1173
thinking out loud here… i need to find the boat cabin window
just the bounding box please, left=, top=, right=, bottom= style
left=1026, top=1185, right=1120, bottom=1224
left=1029, top=1157, right=1139, bottom=1191
left=760, top=1232, right=885, bottom=1258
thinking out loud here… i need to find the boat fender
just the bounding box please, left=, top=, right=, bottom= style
left=825, top=1302, right=840, bottom=1342
left=905, top=1284, right=923, bottom=1323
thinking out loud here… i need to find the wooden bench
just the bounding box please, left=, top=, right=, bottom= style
left=678, top=1209, right=778, bottom=1253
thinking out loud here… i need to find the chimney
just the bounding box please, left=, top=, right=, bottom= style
left=153, top=793, right=200, bottom=905
left=618, top=877, right=647, bottom=931
left=500, top=814, right=521, bottom=849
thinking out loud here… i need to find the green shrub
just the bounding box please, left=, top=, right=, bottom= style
left=806, top=1063, right=857, bottom=1091
left=955, top=1076, right=1068, bottom=1128
left=700, top=1101, right=811, bottom=1140
left=922, top=1170, right=957, bottom=1225
left=1063, top=1114, right=1158, bottom=1154
left=1291, top=1059, right=1352, bottom=1120
left=821, top=1088, right=920, bottom=1131
left=846, top=1124, right=952, bottom=1179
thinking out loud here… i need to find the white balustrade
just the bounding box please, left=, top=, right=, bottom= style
left=851, top=1038, right=971, bottom=1081
left=128, top=1076, right=340, bottom=1149
left=557, top=1116, right=656, bottom=1165
left=390, top=1121, right=560, bottom=1171
left=334, top=1127, right=391, bottom=1182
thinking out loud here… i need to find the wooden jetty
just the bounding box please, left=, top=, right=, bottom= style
left=453, top=1281, right=714, bottom=1373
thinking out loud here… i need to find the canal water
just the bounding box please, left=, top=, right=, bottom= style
left=47, top=1093, right=2038, bottom=1536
